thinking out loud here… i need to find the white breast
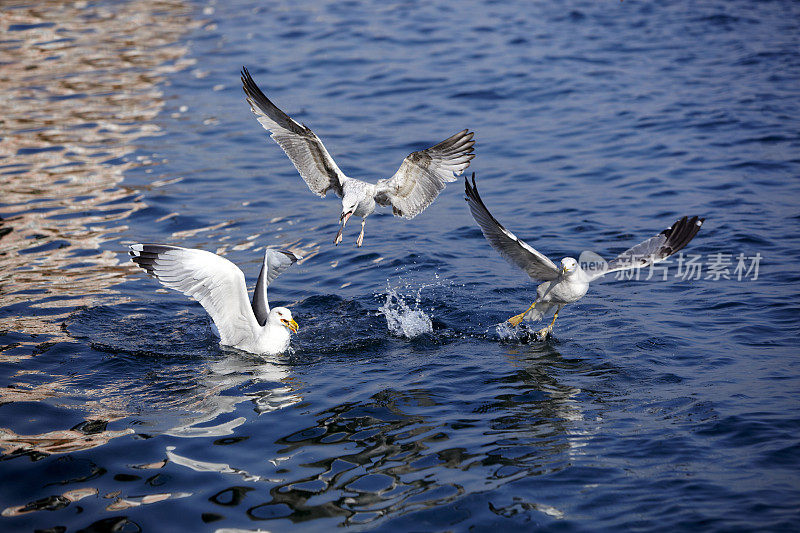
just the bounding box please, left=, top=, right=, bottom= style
left=537, top=275, right=589, bottom=304
left=229, top=323, right=290, bottom=355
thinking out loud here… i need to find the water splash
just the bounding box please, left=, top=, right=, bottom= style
left=496, top=321, right=521, bottom=340
left=496, top=321, right=548, bottom=342
left=378, top=286, right=433, bottom=339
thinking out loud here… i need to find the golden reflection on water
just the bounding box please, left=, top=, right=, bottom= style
left=0, top=0, right=318, bottom=439
left=0, top=354, right=305, bottom=519
left=2, top=487, right=99, bottom=517
left=0, top=0, right=198, bottom=340
left=0, top=0, right=201, bottom=456
left=0, top=425, right=135, bottom=458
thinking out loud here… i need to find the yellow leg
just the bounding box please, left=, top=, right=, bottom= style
left=537, top=308, right=560, bottom=339
left=508, top=302, right=536, bottom=327
left=356, top=219, right=365, bottom=247
left=548, top=309, right=560, bottom=329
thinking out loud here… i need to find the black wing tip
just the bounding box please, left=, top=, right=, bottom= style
left=277, top=249, right=302, bottom=263
left=241, top=65, right=258, bottom=85
left=129, top=243, right=179, bottom=254
left=129, top=243, right=174, bottom=276
left=241, top=66, right=272, bottom=106
left=661, top=215, right=705, bottom=256
left=240, top=68, right=307, bottom=135
left=240, top=66, right=260, bottom=94
left=463, top=173, right=505, bottom=230
left=464, top=172, right=478, bottom=201
left=128, top=244, right=182, bottom=272
left=432, top=129, right=476, bottom=156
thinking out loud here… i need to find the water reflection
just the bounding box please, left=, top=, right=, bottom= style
left=169, top=350, right=583, bottom=526
left=0, top=423, right=134, bottom=460
left=2, top=487, right=98, bottom=518
left=0, top=354, right=303, bottom=520
left=0, top=325, right=590, bottom=526
left=165, top=352, right=304, bottom=437
left=0, top=0, right=201, bottom=473
left=503, top=346, right=594, bottom=464
left=0, top=0, right=197, bottom=343
left=166, top=446, right=271, bottom=484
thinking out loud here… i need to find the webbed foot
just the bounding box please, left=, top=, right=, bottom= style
left=507, top=312, right=527, bottom=327
left=507, top=301, right=537, bottom=327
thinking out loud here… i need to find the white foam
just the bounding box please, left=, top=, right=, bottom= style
left=378, top=286, right=433, bottom=339
left=495, top=321, right=544, bottom=341
left=495, top=321, right=520, bottom=340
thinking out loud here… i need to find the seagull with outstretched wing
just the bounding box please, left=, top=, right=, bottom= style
left=130, top=244, right=301, bottom=354
left=241, top=67, right=475, bottom=247
left=465, top=174, right=704, bottom=339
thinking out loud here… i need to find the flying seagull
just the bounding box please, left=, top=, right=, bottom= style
left=130, top=244, right=301, bottom=355
left=241, top=67, right=475, bottom=247
left=465, top=174, right=704, bottom=339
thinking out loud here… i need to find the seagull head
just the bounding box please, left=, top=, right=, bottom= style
left=271, top=307, right=298, bottom=333
left=560, top=257, right=579, bottom=276
left=340, top=196, right=358, bottom=224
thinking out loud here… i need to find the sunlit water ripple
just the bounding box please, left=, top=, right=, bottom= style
left=1, top=0, right=799, bottom=531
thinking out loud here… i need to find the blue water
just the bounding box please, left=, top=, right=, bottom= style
left=1, top=0, right=799, bottom=531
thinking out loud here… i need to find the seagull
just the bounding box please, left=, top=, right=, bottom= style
left=464, top=174, right=704, bottom=339
left=129, top=244, right=301, bottom=355
left=241, top=67, right=475, bottom=247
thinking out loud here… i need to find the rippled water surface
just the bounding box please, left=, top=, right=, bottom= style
left=2, top=1, right=799, bottom=531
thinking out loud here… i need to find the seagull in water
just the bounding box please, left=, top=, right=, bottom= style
left=241, top=67, right=475, bottom=247
left=465, top=174, right=704, bottom=339
left=130, top=244, right=301, bottom=355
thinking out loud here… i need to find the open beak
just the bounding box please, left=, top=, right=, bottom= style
left=340, top=211, right=353, bottom=224
left=282, top=318, right=299, bottom=333
left=561, top=266, right=567, bottom=275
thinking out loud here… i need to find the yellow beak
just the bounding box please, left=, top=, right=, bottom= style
left=561, top=266, right=567, bottom=274
left=282, top=318, right=299, bottom=333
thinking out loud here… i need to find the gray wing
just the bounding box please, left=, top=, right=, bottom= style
left=130, top=244, right=258, bottom=346
left=252, top=249, right=302, bottom=326
left=464, top=174, right=560, bottom=281
left=590, top=215, right=705, bottom=281
left=374, top=129, right=475, bottom=219
left=241, top=67, right=346, bottom=198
